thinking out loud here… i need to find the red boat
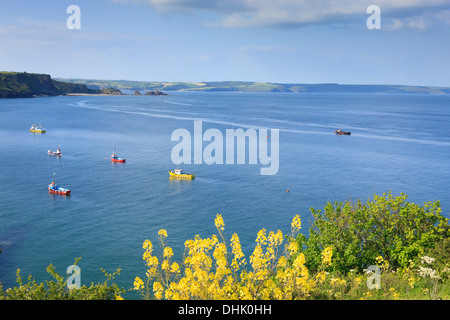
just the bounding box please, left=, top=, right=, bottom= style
left=111, top=149, right=126, bottom=163
left=48, top=173, right=71, bottom=195
left=334, top=129, right=351, bottom=135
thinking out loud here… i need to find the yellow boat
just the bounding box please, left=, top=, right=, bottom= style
left=169, top=168, right=195, bottom=180
left=30, top=124, right=46, bottom=133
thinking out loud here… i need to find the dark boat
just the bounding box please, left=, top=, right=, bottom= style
left=334, top=129, right=351, bottom=135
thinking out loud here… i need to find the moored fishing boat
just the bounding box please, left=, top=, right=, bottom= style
left=48, top=145, right=62, bottom=156
left=111, top=148, right=126, bottom=163
left=169, top=168, right=195, bottom=179
left=48, top=173, right=71, bottom=195
left=30, top=124, right=46, bottom=133
left=111, top=153, right=126, bottom=163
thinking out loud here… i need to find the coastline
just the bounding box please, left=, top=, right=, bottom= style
left=62, top=93, right=116, bottom=96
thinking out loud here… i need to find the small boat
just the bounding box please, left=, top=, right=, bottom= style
left=30, top=124, right=46, bottom=133
left=48, top=145, right=62, bottom=157
left=48, top=173, right=71, bottom=195
left=334, top=129, right=351, bottom=135
left=111, top=155, right=126, bottom=163
left=169, top=168, right=195, bottom=180
left=111, top=149, right=126, bottom=163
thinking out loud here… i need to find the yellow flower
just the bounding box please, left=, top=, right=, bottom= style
left=143, top=250, right=153, bottom=261
left=146, top=255, right=159, bottom=268
left=255, top=229, right=267, bottom=245
left=250, top=244, right=265, bottom=270
left=287, top=241, right=298, bottom=253
left=215, top=213, right=225, bottom=231
left=133, top=276, right=144, bottom=290
left=292, top=253, right=306, bottom=271
left=291, top=214, right=302, bottom=233
left=161, top=260, right=170, bottom=271
left=389, top=288, right=400, bottom=300
left=163, top=247, right=174, bottom=258
left=170, top=262, right=180, bottom=273
left=315, top=271, right=326, bottom=283
left=230, top=233, right=246, bottom=270
left=158, top=229, right=168, bottom=238
left=268, top=230, right=283, bottom=249
left=330, top=277, right=340, bottom=286
left=277, top=256, right=287, bottom=268
left=153, top=281, right=164, bottom=300
left=354, top=276, right=363, bottom=286
left=115, top=295, right=124, bottom=300
left=143, top=239, right=153, bottom=250
left=408, top=277, right=415, bottom=288
left=321, top=246, right=333, bottom=266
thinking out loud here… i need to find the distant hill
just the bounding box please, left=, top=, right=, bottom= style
left=0, top=72, right=122, bottom=98
left=4, top=72, right=448, bottom=98
left=56, top=78, right=450, bottom=95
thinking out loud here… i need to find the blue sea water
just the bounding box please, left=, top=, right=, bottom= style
left=0, top=92, right=449, bottom=297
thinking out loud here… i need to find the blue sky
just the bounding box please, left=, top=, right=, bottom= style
left=1, top=0, right=450, bottom=86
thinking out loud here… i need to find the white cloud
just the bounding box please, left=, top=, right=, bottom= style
left=385, top=8, right=450, bottom=30
left=117, top=0, right=450, bottom=29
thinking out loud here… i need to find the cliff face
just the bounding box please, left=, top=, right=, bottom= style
left=0, top=72, right=98, bottom=98
left=53, top=80, right=98, bottom=94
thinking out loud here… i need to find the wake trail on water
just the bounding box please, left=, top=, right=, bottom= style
left=164, top=99, right=193, bottom=106
left=70, top=100, right=450, bottom=147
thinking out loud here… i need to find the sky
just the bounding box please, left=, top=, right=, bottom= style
left=1, top=0, right=450, bottom=86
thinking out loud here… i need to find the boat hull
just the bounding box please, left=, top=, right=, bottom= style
left=48, top=186, right=71, bottom=195
left=48, top=151, right=62, bottom=156
left=334, top=131, right=351, bottom=135
left=30, top=129, right=46, bottom=133
left=169, top=171, right=195, bottom=179
left=111, top=157, right=126, bottom=163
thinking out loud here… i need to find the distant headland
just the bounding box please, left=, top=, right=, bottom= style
left=57, top=78, right=450, bottom=95
left=2, top=71, right=449, bottom=98
left=0, top=72, right=124, bottom=98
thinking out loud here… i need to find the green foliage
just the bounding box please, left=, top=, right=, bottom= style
left=297, top=192, right=449, bottom=274
left=0, top=258, right=124, bottom=300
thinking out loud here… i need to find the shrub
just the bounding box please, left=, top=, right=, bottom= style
left=0, top=258, right=124, bottom=300
left=296, top=192, right=449, bottom=274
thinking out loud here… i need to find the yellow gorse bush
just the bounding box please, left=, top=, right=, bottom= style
left=134, top=213, right=335, bottom=300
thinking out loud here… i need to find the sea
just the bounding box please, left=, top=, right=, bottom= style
left=0, top=91, right=449, bottom=298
